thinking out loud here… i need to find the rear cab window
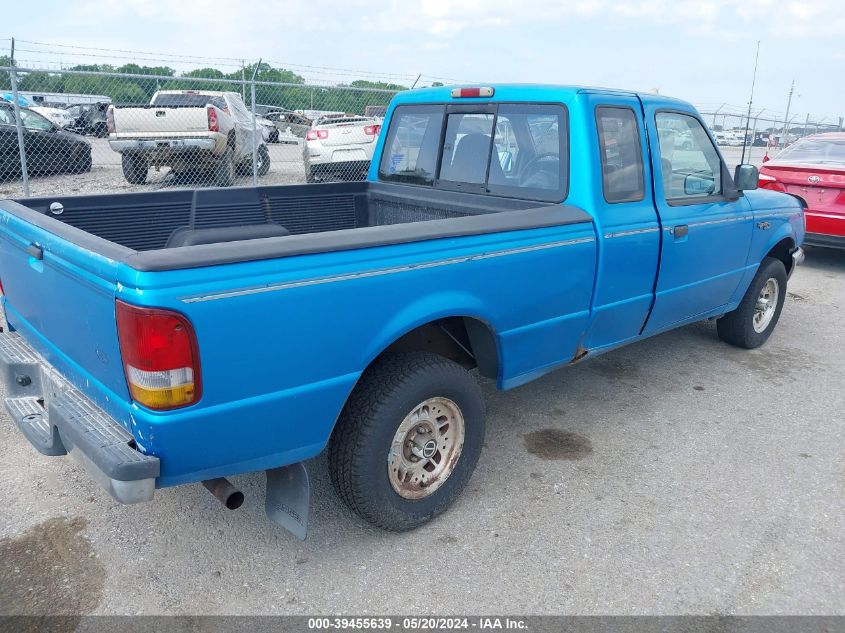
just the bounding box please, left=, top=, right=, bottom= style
left=379, top=103, right=568, bottom=202
left=596, top=106, right=645, bottom=203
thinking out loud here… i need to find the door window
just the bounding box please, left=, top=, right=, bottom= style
left=655, top=112, right=722, bottom=201
left=596, top=107, right=645, bottom=203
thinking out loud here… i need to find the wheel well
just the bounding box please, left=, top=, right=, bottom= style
left=766, top=237, right=796, bottom=275
left=378, top=317, right=499, bottom=379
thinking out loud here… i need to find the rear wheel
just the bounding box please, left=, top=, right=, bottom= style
left=214, top=147, right=235, bottom=187
left=717, top=257, right=787, bottom=349
left=256, top=144, right=271, bottom=176
left=121, top=154, right=148, bottom=184
left=328, top=352, right=485, bottom=531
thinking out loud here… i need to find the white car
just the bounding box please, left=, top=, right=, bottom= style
left=30, top=106, right=73, bottom=129
left=303, top=115, right=381, bottom=182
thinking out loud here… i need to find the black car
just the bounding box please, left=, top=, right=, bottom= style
left=66, top=102, right=111, bottom=138
left=0, top=104, right=92, bottom=177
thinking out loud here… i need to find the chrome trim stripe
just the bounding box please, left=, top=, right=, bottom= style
left=180, top=236, right=595, bottom=303
left=603, top=227, right=660, bottom=239
left=664, top=215, right=753, bottom=232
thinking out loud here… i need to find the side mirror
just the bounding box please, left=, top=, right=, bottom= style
left=684, top=173, right=716, bottom=196
left=734, top=163, right=759, bottom=191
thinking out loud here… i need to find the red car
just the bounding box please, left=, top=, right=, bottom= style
left=759, top=132, right=845, bottom=249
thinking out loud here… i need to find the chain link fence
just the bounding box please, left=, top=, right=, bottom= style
left=1, top=65, right=401, bottom=198
left=3, top=62, right=843, bottom=200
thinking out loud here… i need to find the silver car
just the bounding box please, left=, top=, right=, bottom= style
left=303, top=115, right=381, bottom=182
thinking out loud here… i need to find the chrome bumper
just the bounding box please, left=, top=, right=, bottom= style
left=0, top=330, right=159, bottom=504
left=109, top=137, right=216, bottom=153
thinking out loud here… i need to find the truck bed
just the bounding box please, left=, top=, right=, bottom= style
left=14, top=182, right=586, bottom=271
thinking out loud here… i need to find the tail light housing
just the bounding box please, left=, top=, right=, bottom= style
left=306, top=129, right=329, bottom=141
left=207, top=106, right=219, bottom=132
left=106, top=105, right=115, bottom=134
left=758, top=173, right=787, bottom=192
left=116, top=301, right=201, bottom=410
left=364, top=124, right=381, bottom=136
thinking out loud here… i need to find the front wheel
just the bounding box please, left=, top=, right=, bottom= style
left=717, top=257, right=787, bottom=349
left=328, top=352, right=485, bottom=531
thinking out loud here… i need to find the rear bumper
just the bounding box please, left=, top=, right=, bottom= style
left=804, top=233, right=845, bottom=250
left=109, top=137, right=217, bottom=154
left=0, top=330, right=159, bottom=504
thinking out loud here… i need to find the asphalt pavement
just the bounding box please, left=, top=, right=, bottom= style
left=0, top=245, right=842, bottom=615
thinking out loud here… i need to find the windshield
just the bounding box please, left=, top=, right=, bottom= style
left=776, top=138, right=845, bottom=165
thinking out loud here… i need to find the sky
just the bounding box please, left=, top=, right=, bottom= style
left=4, top=0, right=844, bottom=122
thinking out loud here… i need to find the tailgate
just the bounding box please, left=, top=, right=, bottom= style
left=321, top=124, right=375, bottom=147
left=113, top=106, right=210, bottom=135
left=0, top=201, right=132, bottom=422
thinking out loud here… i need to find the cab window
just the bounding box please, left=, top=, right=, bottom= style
left=378, top=105, right=445, bottom=186
left=655, top=112, right=722, bottom=201
left=596, top=107, right=645, bottom=203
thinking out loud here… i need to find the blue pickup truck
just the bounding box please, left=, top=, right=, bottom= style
left=0, top=85, right=804, bottom=538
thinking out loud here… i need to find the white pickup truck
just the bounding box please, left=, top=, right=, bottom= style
left=107, top=90, right=270, bottom=186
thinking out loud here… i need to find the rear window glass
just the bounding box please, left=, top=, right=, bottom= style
left=596, top=106, right=645, bottom=203
left=776, top=138, right=845, bottom=165
left=379, top=103, right=568, bottom=201
left=378, top=105, right=445, bottom=186
left=439, top=113, right=496, bottom=184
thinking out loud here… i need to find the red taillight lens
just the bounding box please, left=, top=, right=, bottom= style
left=116, top=300, right=201, bottom=410
left=364, top=124, right=381, bottom=136
left=207, top=106, right=219, bottom=133
left=758, top=173, right=787, bottom=192
left=306, top=129, right=328, bottom=141
left=106, top=105, right=115, bottom=134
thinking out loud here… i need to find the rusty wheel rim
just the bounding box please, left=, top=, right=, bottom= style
left=388, top=397, right=465, bottom=500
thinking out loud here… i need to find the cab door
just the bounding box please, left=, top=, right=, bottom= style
left=641, top=107, right=754, bottom=335
left=581, top=95, right=661, bottom=350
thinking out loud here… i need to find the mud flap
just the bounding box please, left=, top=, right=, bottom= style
left=265, top=462, right=310, bottom=540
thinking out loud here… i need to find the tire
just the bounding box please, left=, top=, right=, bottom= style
left=717, top=257, right=787, bottom=349
left=328, top=352, right=485, bottom=531
left=305, top=166, right=318, bottom=183
left=94, top=123, right=108, bottom=138
left=214, top=147, right=235, bottom=187
left=121, top=154, right=148, bottom=184
left=256, top=144, right=270, bottom=177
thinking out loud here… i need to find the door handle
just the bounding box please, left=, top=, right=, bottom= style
left=26, top=244, right=43, bottom=260
left=673, top=225, right=689, bottom=239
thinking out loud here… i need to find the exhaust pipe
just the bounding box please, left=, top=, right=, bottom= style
left=202, top=478, right=244, bottom=510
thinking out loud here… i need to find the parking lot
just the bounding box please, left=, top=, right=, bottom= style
left=0, top=245, right=842, bottom=615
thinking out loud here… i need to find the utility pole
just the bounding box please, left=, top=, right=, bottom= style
left=780, top=79, right=795, bottom=148
left=740, top=40, right=760, bottom=165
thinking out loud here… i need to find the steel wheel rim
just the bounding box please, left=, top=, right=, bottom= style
left=388, top=397, right=465, bottom=500
left=753, top=277, right=779, bottom=333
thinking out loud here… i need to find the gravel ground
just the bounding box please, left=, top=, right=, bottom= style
left=0, top=246, right=843, bottom=616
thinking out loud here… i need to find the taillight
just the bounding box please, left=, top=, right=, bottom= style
left=306, top=129, right=329, bottom=141
left=207, top=106, right=219, bottom=133
left=116, top=300, right=201, bottom=410
left=758, top=173, right=787, bottom=192
left=364, top=124, right=381, bottom=136
left=106, top=105, right=115, bottom=134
